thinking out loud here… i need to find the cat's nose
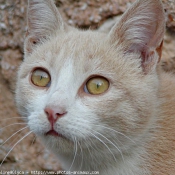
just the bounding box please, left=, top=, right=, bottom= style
left=44, top=107, right=67, bottom=125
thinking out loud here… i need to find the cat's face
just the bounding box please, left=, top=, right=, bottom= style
left=16, top=0, right=165, bottom=158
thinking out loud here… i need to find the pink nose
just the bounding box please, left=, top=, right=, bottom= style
left=45, top=107, right=66, bottom=126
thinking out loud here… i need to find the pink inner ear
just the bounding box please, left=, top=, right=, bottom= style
left=156, top=41, right=163, bottom=63
left=140, top=40, right=163, bottom=73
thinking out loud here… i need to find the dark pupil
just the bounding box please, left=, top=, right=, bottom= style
left=96, top=82, right=102, bottom=89
left=40, top=76, right=43, bottom=80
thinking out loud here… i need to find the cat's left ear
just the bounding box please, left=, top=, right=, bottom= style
left=25, top=0, right=68, bottom=54
left=109, top=0, right=165, bottom=73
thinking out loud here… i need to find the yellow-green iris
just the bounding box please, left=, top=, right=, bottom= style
left=31, top=69, right=51, bottom=87
left=86, top=77, right=109, bottom=95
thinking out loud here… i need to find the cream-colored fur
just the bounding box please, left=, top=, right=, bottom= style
left=15, top=0, right=175, bottom=174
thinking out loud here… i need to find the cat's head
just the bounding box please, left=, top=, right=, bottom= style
left=16, top=0, right=165, bottom=159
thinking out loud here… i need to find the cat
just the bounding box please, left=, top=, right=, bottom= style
left=15, top=0, right=175, bottom=174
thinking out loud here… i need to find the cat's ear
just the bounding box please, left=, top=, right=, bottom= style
left=109, top=0, right=165, bottom=73
left=25, top=0, right=66, bottom=54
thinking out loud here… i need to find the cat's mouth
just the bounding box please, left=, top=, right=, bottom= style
left=45, top=129, right=64, bottom=138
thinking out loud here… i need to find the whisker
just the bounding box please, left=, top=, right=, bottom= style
left=69, top=137, right=78, bottom=171
left=0, top=123, right=27, bottom=131
left=77, top=140, right=83, bottom=170
left=0, top=117, right=27, bottom=121
left=0, top=126, right=29, bottom=147
left=88, top=131, right=118, bottom=163
left=94, top=130, right=125, bottom=163
left=95, top=125, right=136, bottom=144
left=82, top=140, right=95, bottom=171
left=0, top=131, right=33, bottom=167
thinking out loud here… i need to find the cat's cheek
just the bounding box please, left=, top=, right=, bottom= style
left=27, top=113, right=50, bottom=135
left=16, top=95, right=30, bottom=118
left=16, top=83, right=35, bottom=115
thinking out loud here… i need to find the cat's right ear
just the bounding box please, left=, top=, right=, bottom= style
left=25, top=0, right=66, bottom=54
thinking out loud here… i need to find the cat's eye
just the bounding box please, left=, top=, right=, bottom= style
left=85, top=77, right=109, bottom=95
left=31, top=68, right=51, bottom=87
